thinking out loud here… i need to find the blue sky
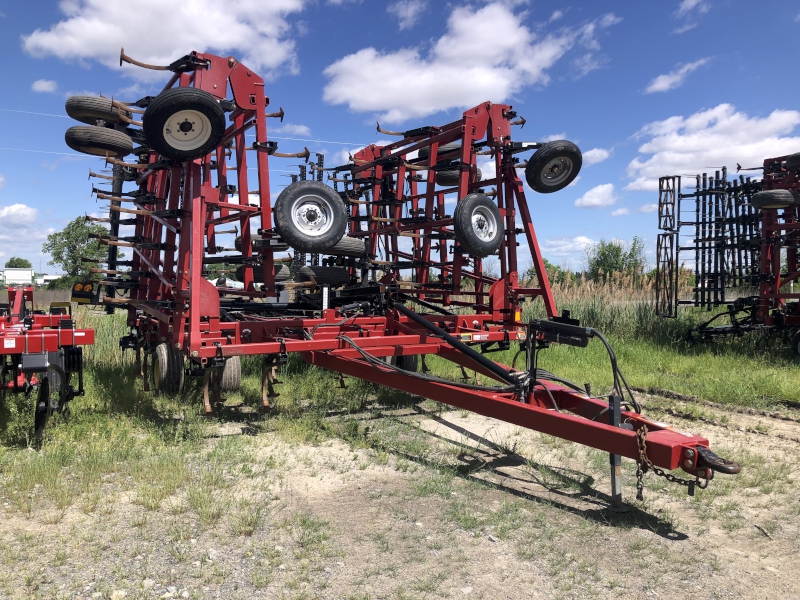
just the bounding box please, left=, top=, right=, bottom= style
left=1, top=0, right=800, bottom=273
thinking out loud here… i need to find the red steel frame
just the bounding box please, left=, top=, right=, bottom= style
left=92, top=50, right=735, bottom=483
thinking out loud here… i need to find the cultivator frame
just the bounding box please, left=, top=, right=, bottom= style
left=0, top=287, right=94, bottom=438
left=68, top=49, right=739, bottom=504
left=656, top=155, right=800, bottom=343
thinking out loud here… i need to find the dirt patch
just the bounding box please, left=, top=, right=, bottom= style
left=1, top=397, right=799, bottom=599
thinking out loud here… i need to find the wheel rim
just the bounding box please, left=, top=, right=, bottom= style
left=471, top=205, right=498, bottom=242
left=162, top=109, right=213, bottom=151
left=539, top=156, right=573, bottom=187
left=290, top=193, right=336, bottom=237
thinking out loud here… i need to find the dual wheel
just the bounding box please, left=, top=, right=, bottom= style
left=152, top=343, right=240, bottom=395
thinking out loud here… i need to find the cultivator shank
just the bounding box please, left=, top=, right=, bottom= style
left=63, top=49, right=739, bottom=504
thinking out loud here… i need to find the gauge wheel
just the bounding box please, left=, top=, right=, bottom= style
left=750, top=189, right=798, bottom=210
left=153, top=342, right=185, bottom=394
left=525, top=140, right=582, bottom=193
left=274, top=180, right=348, bottom=252
left=435, top=166, right=483, bottom=187
left=65, top=95, right=131, bottom=125
left=143, top=87, right=226, bottom=161
left=65, top=125, right=133, bottom=157
left=453, top=193, right=504, bottom=257
left=220, top=356, right=241, bottom=392
left=34, top=377, right=52, bottom=440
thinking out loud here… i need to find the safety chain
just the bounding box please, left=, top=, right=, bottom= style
left=635, top=426, right=709, bottom=500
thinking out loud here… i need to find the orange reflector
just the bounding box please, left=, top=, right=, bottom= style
left=74, top=284, right=84, bottom=292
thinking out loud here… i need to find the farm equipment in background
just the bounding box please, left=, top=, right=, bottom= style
left=61, top=48, right=740, bottom=507
left=0, top=287, right=94, bottom=438
left=656, top=153, right=800, bottom=350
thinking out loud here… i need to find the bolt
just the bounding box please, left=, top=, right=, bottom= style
left=684, top=459, right=694, bottom=470
left=685, top=448, right=695, bottom=458
left=160, top=336, right=166, bottom=342
left=192, top=351, right=199, bottom=357
left=174, top=343, right=180, bottom=350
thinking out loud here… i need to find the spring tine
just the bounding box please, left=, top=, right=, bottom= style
left=376, top=122, right=404, bottom=136
left=119, top=47, right=170, bottom=70
left=272, top=146, right=310, bottom=162
left=265, top=107, right=285, bottom=121
left=510, top=116, right=526, bottom=128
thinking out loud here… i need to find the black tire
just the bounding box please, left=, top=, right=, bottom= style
left=436, top=166, right=482, bottom=187
left=419, top=142, right=461, bottom=159
left=65, top=95, right=130, bottom=125
left=394, top=354, right=419, bottom=372
left=153, top=342, right=185, bottom=394
left=295, top=266, right=350, bottom=286
left=325, top=237, right=366, bottom=257
left=65, top=125, right=133, bottom=157
left=220, top=356, right=241, bottom=392
left=525, top=140, right=582, bottom=193
left=785, top=153, right=800, bottom=172
left=235, top=264, right=290, bottom=284
left=143, top=88, right=226, bottom=161
left=453, top=193, right=504, bottom=257
left=750, top=189, right=798, bottom=210
left=47, top=349, right=66, bottom=400
left=34, top=377, right=51, bottom=440
left=274, top=181, right=348, bottom=252
left=234, top=234, right=289, bottom=253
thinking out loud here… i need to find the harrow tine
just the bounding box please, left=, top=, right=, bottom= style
left=110, top=98, right=143, bottom=126
left=265, top=106, right=284, bottom=121
left=376, top=122, right=404, bottom=136
left=271, top=147, right=310, bottom=162
left=119, top=47, right=170, bottom=70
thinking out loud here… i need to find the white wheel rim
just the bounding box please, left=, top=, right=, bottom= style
left=291, top=193, right=335, bottom=237
left=540, top=156, right=573, bottom=186
left=162, top=109, right=212, bottom=151
left=471, top=206, right=497, bottom=242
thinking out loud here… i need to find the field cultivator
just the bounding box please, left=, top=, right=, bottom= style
left=656, top=153, right=800, bottom=350
left=62, top=48, right=740, bottom=506
left=0, top=287, right=94, bottom=438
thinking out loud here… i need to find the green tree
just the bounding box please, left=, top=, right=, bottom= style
left=585, top=236, right=647, bottom=282
left=524, top=258, right=574, bottom=286
left=42, top=217, right=110, bottom=285
left=4, top=257, right=32, bottom=269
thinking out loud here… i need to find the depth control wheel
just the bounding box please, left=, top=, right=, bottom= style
left=525, top=140, right=582, bottom=193
left=274, top=181, right=348, bottom=252
left=453, top=193, right=504, bottom=257
left=153, top=343, right=185, bottom=394
left=65, top=125, right=133, bottom=157
left=143, top=88, right=226, bottom=161
left=34, top=377, right=52, bottom=440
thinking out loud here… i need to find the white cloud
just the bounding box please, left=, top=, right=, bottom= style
left=0, top=174, right=5, bottom=190
left=626, top=103, right=800, bottom=191
left=542, top=132, right=567, bottom=142
left=611, top=207, right=630, bottom=217
left=541, top=235, right=594, bottom=258
left=574, top=183, right=617, bottom=208
left=645, top=58, right=709, bottom=93
left=639, top=203, right=658, bottom=213
left=0, top=204, right=38, bottom=227
left=32, top=79, right=57, bottom=93
left=387, top=0, right=427, bottom=30
left=583, top=147, right=611, bottom=165
left=323, top=4, right=621, bottom=123
left=675, top=0, right=710, bottom=17
left=549, top=10, right=564, bottom=23
left=273, top=123, right=312, bottom=137
left=22, top=0, right=305, bottom=82
left=673, top=22, right=698, bottom=34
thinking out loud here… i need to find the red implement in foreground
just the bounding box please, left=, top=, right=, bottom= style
left=64, top=49, right=739, bottom=506
left=0, top=287, right=94, bottom=438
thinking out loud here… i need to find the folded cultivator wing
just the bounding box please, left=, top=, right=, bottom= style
left=62, top=49, right=740, bottom=506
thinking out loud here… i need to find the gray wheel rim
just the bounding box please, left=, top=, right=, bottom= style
left=471, top=205, right=497, bottom=242
left=290, top=193, right=336, bottom=237
left=539, top=156, right=573, bottom=187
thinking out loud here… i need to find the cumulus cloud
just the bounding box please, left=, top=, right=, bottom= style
left=32, top=79, right=57, bottom=93
left=574, top=183, right=617, bottom=208
left=611, top=204, right=657, bottom=217
left=583, top=148, right=611, bottom=165
left=639, top=203, right=658, bottom=213
left=626, top=103, right=800, bottom=191
left=387, top=0, right=427, bottom=30
left=645, top=58, right=709, bottom=93
left=541, top=235, right=594, bottom=258
left=673, top=0, right=710, bottom=33
left=272, top=123, right=312, bottom=137
left=0, top=174, right=5, bottom=190
left=22, top=0, right=305, bottom=82
left=0, top=204, right=38, bottom=227
left=323, top=4, right=621, bottom=123
left=611, top=208, right=630, bottom=217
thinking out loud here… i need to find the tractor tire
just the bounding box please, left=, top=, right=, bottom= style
left=453, top=193, right=504, bottom=257
left=234, top=234, right=289, bottom=253
left=65, top=125, right=133, bottom=157
left=34, top=376, right=51, bottom=440
left=153, top=342, right=185, bottom=394
left=326, top=236, right=366, bottom=257
left=294, top=265, right=350, bottom=286
left=418, top=142, right=462, bottom=159
left=143, top=87, right=226, bottom=161
left=65, top=95, right=130, bottom=125
left=525, top=140, right=582, bottom=193
left=435, top=166, right=483, bottom=187
left=219, top=356, right=241, bottom=392
left=274, top=181, right=348, bottom=252
left=784, top=153, right=800, bottom=172
left=235, top=264, right=291, bottom=284
left=750, top=189, right=798, bottom=210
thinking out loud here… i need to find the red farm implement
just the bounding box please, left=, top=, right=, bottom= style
left=62, top=48, right=740, bottom=506
left=656, top=153, right=800, bottom=351
left=0, top=287, right=94, bottom=438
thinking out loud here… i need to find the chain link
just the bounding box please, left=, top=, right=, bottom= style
left=635, top=425, right=708, bottom=500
